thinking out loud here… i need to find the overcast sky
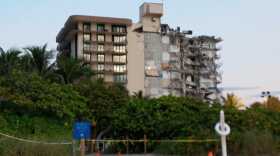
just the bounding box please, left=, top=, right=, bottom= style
left=0, top=0, right=279, bottom=104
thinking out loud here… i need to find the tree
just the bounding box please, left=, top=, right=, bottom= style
left=53, top=55, right=93, bottom=84
left=24, top=44, right=54, bottom=76
left=224, top=93, right=245, bottom=109
left=0, top=70, right=88, bottom=120
left=0, top=48, right=22, bottom=75
left=250, top=96, right=280, bottom=112
left=251, top=101, right=263, bottom=109
left=264, top=96, right=280, bottom=112
left=19, top=53, right=34, bottom=72
left=112, top=96, right=218, bottom=139
left=74, top=79, right=129, bottom=138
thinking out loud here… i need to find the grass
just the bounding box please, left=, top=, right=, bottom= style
left=0, top=113, right=73, bottom=156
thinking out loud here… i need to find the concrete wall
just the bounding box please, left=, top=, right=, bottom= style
left=139, top=3, right=162, bottom=33
left=143, top=33, right=182, bottom=97
left=70, top=38, right=75, bottom=58
left=140, top=3, right=163, bottom=20
left=141, top=17, right=161, bottom=33
left=77, top=22, right=84, bottom=59
left=127, top=24, right=145, bottom=95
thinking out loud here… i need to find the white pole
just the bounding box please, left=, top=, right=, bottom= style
left=215, top=110, right=230, bottom=156
left=220, top=111, right=227, bottom=156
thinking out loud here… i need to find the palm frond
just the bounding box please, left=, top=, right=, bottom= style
left=24, top=44, right=54, bottom=75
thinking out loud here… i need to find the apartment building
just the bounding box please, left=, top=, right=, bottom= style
left=56, top=16, right=131, bottom=83
left=56, top=3, right=222, bottom=101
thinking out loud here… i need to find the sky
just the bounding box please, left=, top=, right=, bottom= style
left=0, top=0, right=279, bottom=104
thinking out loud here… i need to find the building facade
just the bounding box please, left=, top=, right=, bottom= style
left=56, top=3, right=222, bottom=101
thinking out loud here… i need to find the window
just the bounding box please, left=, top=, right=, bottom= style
left=113, top=36, right=126, bottom=43
left=97, top=35, right=105, bottom=42
left=113, top=65, right=126, bottom=73
left=113, top=55, right=126, bottom=63
left=83, top=42, right=91, bottom=50
left=97, top=64, right=104, bottom=71
left=97, top=44, right=104, bottom=52
left=83, top=33, right=91, bottom=41
left=97, top=74, right=104, bottom=79
left=114, top=74, right=127, bottom=83
left=209, top=43, right=216, bottom=49
left=83, top=54, right=91, bottom=62
left=97, top=54, right=104, bottom=62
left=97, top=24, right=105, bottom=32
left=83, top=23, right=91, bottom=31
left=113, top=45, right=126, bottom=53
left=112, top=25, right=126, bottom=33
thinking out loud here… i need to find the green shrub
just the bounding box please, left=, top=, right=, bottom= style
left=229, top=131, right=278, bottom=156
left=0, top=140, right=71, bottom=156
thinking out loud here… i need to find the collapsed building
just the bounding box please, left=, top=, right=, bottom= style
left=56, top=2, right=222, bottom=101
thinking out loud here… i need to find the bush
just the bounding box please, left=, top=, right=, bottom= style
left=153, top=141, right=215, bottom=156
left=0, top=140, right=71, bottom=156
left=0, top=70, right=88, bottom=120
left=229, top=131, right=278, bottom=156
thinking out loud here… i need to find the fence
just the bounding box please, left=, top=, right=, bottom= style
left=0, top=132, right=73, bottom=156
left=0, top=132, right=220, bottom=156
left=77, top=137, right=220, bottom=156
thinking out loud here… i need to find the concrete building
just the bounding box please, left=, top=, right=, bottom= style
left=56, top=2, right=222, bottom=101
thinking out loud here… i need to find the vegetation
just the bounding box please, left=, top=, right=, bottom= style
left=0, top=45, right=280, bottom=155
left=23, top=44, right=54, bottom=76
left=53, top=54, right=93, bottom=84
left=224, top=93, right=245, bottom=109
left=252, top=96, right=280, bottom=112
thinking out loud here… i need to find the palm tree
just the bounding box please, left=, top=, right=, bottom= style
left=24, top=44, right=54, bottom=76
left=54, top=55, right=93, bottom=84
left=0, top=48, right=22, bottom=75
left=224, top=93, right=245, bottom=109
left=19, top=53, right=34, bottom=72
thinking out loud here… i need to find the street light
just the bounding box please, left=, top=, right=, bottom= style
left=261, top=91, right=271, bottom=98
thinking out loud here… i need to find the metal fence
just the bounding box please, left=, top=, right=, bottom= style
left=79, top=138, right=219, bottom=156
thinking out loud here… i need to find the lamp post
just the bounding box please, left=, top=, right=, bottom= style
left=261, top=91, right=271, bottom=104
left=261, top=91, right=271, bottom=98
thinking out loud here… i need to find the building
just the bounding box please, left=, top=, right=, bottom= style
left=56, top=3, right=222, bottom=101
left=56, top=16, right=131, bottom=83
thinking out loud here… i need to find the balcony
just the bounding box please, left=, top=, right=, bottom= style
left=95, top=69, right=113, bottom=74
left=90, top=61, right=126, bottom=65
left=91, top=40, right=113, bottom=45
left=94, top=66, right=127, bottom=75
left=83, top=44, right=127, bottom=55
left=112, top=40, right=128, bottom=45
left=182, top=69, right=196, bottom=74
left=185, top=81, right=197, bottom=86
left=168, top=82, right=182, bottom=90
